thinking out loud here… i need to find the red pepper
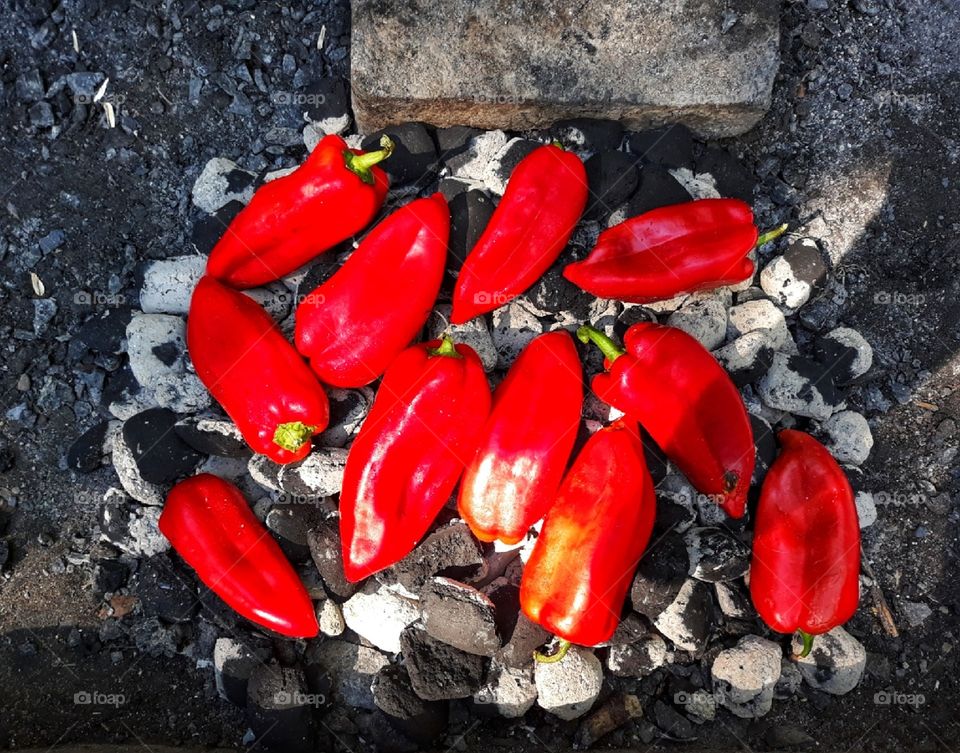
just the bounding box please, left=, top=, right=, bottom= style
left=458, top=331, right=583, bottom=545
left=295, top=194, right=449, bottom=388
left=451, top=144, right=587, bottom=323
left=563, top=198, right=787, bottom=302
left=187, top=276, right=329, bottom=464
left=159, top=474, right=318, bottom=638
left=339, top=336, right=491, bottom=581
left=206, top=134, right=393, bottom=289
left=520, top=420, right=656, bottom=647
left=750, top=429, right=860, bottom=657
left=578, top=322, right=753, bottom=518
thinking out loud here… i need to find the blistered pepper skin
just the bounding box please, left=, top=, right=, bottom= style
left=750, top=430, right=860, bottom=644
left=458, top=330, right=583, bottom=544
left=206, top=134, right=391, bottom=289
left=160, top=474, right=319, bottom=638
left=339, top=338, right=491, bottom=582
left=520, top=421, right=656, bottom=646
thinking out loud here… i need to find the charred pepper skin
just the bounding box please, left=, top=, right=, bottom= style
left=750, top=430, right=860, bottom=656
left=339, top=337, right=491, bottom=582
left=160, top=474, right=319, bottom=638
left=579, top=322, right=754, bottom=519
left=458, top=330, right=583, bottom=545
left=520, top=420, right=657, bottom=647
left=187, top=276, right=329, bottom=464
left=295, top=193, right=450, bottom=388
left=451, top=144, right=587, bottom=323
left=206, top=134, right=393, bottom=289
left=563, top=198, right=786, bottom=303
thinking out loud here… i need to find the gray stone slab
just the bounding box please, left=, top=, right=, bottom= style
left=351, top=0, right=780, bottom=138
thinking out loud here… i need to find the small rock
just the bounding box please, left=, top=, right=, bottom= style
left=473, top=660, right=537, bottom=718
left=361, top=122, right=438, bottom=186
left=126, top=314, right=210, bottom=413
left=67, top=420, right=111, bottom=473
left=631, top=530, right=689, bottom=620
left=421, top=577, right=500, bottom=656
left=307, top=640, right=389, bottom=710
left=668, top=299, right=728, bottom=350
left=215, top=637, right=270, bottom=707
left=33, top=298, right=57, bottom=336
left=122, top=408, right=204, bottom=484
left=15, top=69, right=45, bottom=103
left=669, top=167, right=720, bottom=200
left=192, top=158, right=257, bottom=214
left=426, top=305, right=498, bottom=372
left=759, top=353, right=844, bottom=420
left=685, top=528, right=751, bottom=583
left=820, top=410, right=873, bottom=465
left=318, top=599, right=346, bottom=636
left=382, top=520, right=484, bottom=598
left=900, top=601, right=932, bottom=628
left=583, top=151, right=640, bottom=221
left=794, top=626, right=866, bottom=695
left=246, top=663, right=315, bottom=753
left=712, top=635, right=782, bottom=718
left=307, top=518, right=358, bottom=601
left=726, top=299, right=794, bottom=352
left=490, top=302, right=544, bottom=368
left=713, top=330, right=776, bottom=387
left=401, top=622, right=484, bottom=700
left=606, top=634, right=668, bottom=678
left=653, top=578, right=714, bottom=652
left=855, top=491, right=877, bottom=529
left=814, top=327, right=873, bottom=383
left=139, top=256, right=206, bottom=314
left=342, top=580, right=420, bottom=653
left=174, top=416, right=250, bottom=458
left=534, top=645, right=603, bottom=720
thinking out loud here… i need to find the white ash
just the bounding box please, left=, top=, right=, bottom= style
left=139, top=256, right=206, bottom=315
left=191, top=157, right=256, bottom=214
left=726, top=299, right=796, bottom=353
left=534, top=644, right=603, bottom=720
left=711, top=635, right=782, bottom=718
left=474, top=660, right=537, bottom=719
left=341, top=580, right=419, bottom=653
left=427, top=304, right=498, bottom=372
left=821, top=410, right=874, bottom=465
left=793, top=626, right=866, bottom=695
left=668, top=298, right=728, bottom=350
left=855, top=491, right=878, bottom=528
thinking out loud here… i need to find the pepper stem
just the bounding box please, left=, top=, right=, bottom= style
left=756, top=223, right=789, bottom=247
left=796, top=630, right=815, bottom=659
left=343, top=135, right=394, bottom=184
left=576, top=325, right=626, bottom=363
left=534, top=639, right=572, bottom=664
left=550, top=139, right=565, bottom=150
left=273, top=421, right=316, bottom=453
left=428, top=335, right=462, bottom=359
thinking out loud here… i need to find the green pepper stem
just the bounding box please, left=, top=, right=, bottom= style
left=428, top=335, right=462, bottom=359
left=273, top=421, right=316, bottom=453
left=550, top=139, right=565, bottom=150
left=797, top=630, right=815, bottom=659
left=344, top=135, right=394, bottom=184
left=756, top=223, right=788, bottom=247
left=576, top=325, right=626, bottom=363
left=534, top=639, right=572, bottom=664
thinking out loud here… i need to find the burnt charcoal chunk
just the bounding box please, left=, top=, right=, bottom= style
left=301, top=76, right=349, bottom=121
left=132, top=553, right=197, bottom=623
left=694, top=146, right=757, bottom=201
left=487, top=582, right=549, bottom=668
left=435, top=125, right=482, bottom=162
left=751, top=414, right=777, bottom=485
left=78, top=307, right=133, bottom=354
left=448, top=189, right=494, bottom=271
left=781, top=237, right=828, bottom=290
left=246, top=664, right=315, bottom=753
left=523, top=263, right=594, bottom=319
left=307, top=519, right=358, bottom=601
left=266, top=504, right=324, bottom=563
left=383, top=521, right=483, bottom=595
left=296, top=250, right=344, bottom=299
left=122, top=408, right=204, bottom=484
left=174, top=416, right=250, bottom=458
left=94, top=559, right=129, bottom=593
left=421, top=577, right=500, bottom=656
left=495, top=139, right=541, bottom=184
left=191, top=200, right=244, bottom=254
left=627, top=124, right=695, bottom=169
left=639, top=427, right=669, bottom=485
left=67, top=420, right=110, bottom=473
left=584, top=150, right=640, bottom=221
left=631, top=530, right=689, bottom=620
left=652, top=699, right=695, bottom=739
left=685, top=528, right=751, bottom=582
left=361, top=122, right=438, bottom=186
left=372, top=664, right=449, bottom=744
left=550, top=117, right=624, bottom=151
left=814, top=337, right=859, bottom=383
left=400, top=623, right=484, bottom=700
left=627, top=165, right=692, bottom=217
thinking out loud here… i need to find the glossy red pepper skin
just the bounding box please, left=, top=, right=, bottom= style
left=451, top=144, right=587, bottom=323
left=339, top=338, right=491, bottom=582
left=160, top=474, right=318, bottom=638
left=520, top=420, right=656, bottom=646
left=458, top=331, right=583, bottom=545
left=579, top=322, right=754, bottom=518
left=295, top=194, right=449, bottom=388
left=563, top=199, right=761, bottom=302
left=750, top=430, right=860, bottom=649
left=206, top=134, right=392, bottom=289
left=188, top=276, right=329, bottom=464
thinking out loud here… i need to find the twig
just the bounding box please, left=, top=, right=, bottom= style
left=862, top=556, right=899, bottom=637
